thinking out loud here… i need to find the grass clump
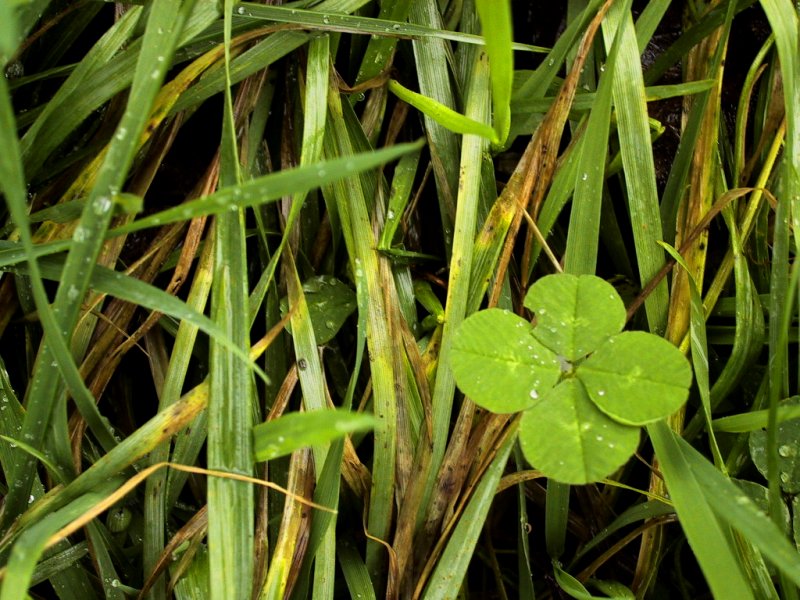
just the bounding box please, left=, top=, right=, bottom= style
left=1, top=1, right=799, bottom=598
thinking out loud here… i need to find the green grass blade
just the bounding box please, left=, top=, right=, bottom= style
left=759, top=1, right=800, bottom=261
left=235, top=2, right=544, bottom=53
left=338, top=541, right=377, bottom=600
left=323, top=81, right=400, bottom=583
left=20, top=7, right=143, bottom=178
left=254, top=410, right=376, bottom=462
left=0, top=1, right=19, bottom=63
left=475, top=0, right=513, bottom=147
left=3, top=255, right=263, bottom=383
left=600, top=2, right=667, bottom=333
left=563, top=3, right=622, bottom=274
left=114, top=141, right=423, bottom=235
left=409, top=0, right=460, bottom=259
left=665, top=422, right=800, bottom=589
left=0, top=56, right=121, bottom=527
left=5, top=381, right=208, bottom=549
left=143, top=238, right=213, bottom=600
left=713, top=404, right=800, bottom=433
left=283, top=252, right=339, bottom=598
left=514, top=0, right=606, bottom=100
left=633, top=0, right=670, bottom=51
left=0, top=487, right=117, bottom=600
left=648, top=421, right=753, bottom=597
left=170, top=31, right=309, bottom=116
left=206, top=2, right=254, bottom=597
left=660, top=243, right=724, bottom=468
left=378, top=150, right=421, bottom=252
left=658, top=3, right=736, bottom=244
left=425, top=50, right=491, bottom=518
left=388, top=79, right=498, bottom=142
left=354, top=0, right=413, bottom=84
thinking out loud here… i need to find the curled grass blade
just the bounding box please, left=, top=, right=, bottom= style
left=388, top=79, right=498, bottom=143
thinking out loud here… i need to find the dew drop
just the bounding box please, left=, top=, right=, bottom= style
left=93, top=196, right=112, bottom=215
left=529, top=389, right=539, bottom=399
left=581, top=173, right=588, bottom=181
left=298, top=358, right=308, bottom=370
left=597, top=390, right=605, bottom=396
left=237, top=6, right=246, bottom=14
left=778, top=444, right=794, bottom=457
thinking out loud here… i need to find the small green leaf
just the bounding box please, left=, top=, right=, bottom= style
left=518, top=379, right=640, bottom=485
left=388, top=79, right=499, bottom=143
left=749, top=397, right=800, bottom=494
left=280, top=275, right=357, bottom=345
left=526, top=274, right=625, bottom=361
left=253, top=409, right=377, bottom=462
left=451, top=309, right=561, bottom=413
left=577, top=332, right=692, bottom=425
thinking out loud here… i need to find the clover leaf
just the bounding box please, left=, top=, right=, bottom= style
left=449, top=309, right=561, bottom=413
left=519, top=379, right=641, bottom=484
left=525, top=274, right=625, bottom=361
left=577, top=332, right=692, bottom=425
left=450, top=273, right=693, bottom=484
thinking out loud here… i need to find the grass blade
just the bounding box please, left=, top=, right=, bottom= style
left=206, top=3, right=253, bottom=597
left=420, top=428, right=515, bottom=599
left=648, top=421, right=753, bottom=597
left=601, top=2, right=668, bottom=333
left=475, top=0, right=513, bottom=146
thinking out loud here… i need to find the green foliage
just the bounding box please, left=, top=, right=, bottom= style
left=387, top=79, right=498, bottom=143
left=750, top=397, right=800, bottom=494
left=253, top=409, right=377, bottom=461
left=451, top=274, right=692, bottom=483
left=280, top=275, right=357, bottom=345
left=2, top=1, right=800, bottom=598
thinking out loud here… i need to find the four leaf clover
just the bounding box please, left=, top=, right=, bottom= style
left=450, top=274, right=693, bottom=484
